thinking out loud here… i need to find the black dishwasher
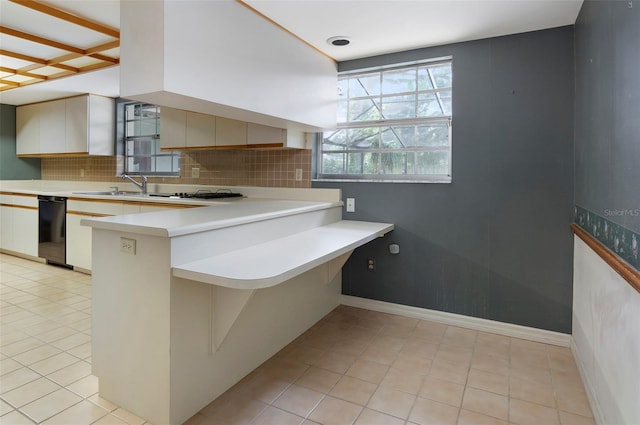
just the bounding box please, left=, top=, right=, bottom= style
left=38, top=195, right=68, bottom=266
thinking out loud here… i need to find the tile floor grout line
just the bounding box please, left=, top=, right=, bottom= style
left=2, top=253, right=597, bottom=425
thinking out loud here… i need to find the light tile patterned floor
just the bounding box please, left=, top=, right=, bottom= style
left=1, top=253, right=595, bottom=425
left=0, top=254, right=147, bottom=425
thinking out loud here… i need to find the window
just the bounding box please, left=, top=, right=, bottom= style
left=317, top=59, right=452, bottom=182
left=122, top=102, right=180, bottom=176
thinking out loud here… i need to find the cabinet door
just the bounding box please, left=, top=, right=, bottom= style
left=66, top=200, right=125, bottom=271
left=13, top=208, right=38, bottom=257
left=186, top=112, right=215, bottom=148
left=66, top=213, right=92, bottom=270
left=0, top=205, right=14, bottom=251
left=16, top=104, right=41, bottom=155
left=66, top=96, right=89, bottom=154
left=87, top=95, right=115, bottom=155
left=215, top=117, right=247, bottom=147
left=247, top=123, right=285, bottom=146
left=39, top=100, right=66, bottom=154
left=160, top=107, right=187, bottom=149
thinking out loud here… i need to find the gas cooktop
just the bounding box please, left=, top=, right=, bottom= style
left=149, top=191, right=243, bottom=200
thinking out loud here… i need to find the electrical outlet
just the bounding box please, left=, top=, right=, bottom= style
left=346, top=198, right=355, bottom=213
left=367, top=258, right=375, bottom=271
left=191, top=167, right=200, bottom=178
left=80, top=169, right=85, bottom=177
left=295, top=168, right=303, bottom=181
left=120, top=237, right=136, bottom=255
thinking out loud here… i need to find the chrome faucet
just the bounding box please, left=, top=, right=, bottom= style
left=121, top=174, right=148, bottom=194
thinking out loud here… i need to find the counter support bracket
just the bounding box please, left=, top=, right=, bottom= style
left=209, top=286, right=256, bottom=353
left=205, top=250, right=354, bottom=353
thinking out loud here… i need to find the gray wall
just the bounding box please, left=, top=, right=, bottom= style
left=315, top=27, right=575, bottom=333
left=0, top=104, right=41, bottom=180
left=575, top=0, right=640, bottom=233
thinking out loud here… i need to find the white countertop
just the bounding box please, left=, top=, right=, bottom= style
left=80, top=198, right=342, bottom=237
left=0, top=180, right=341, bottom=203
left=172, top=220, right=394, bottom=289
left=1, top=181, right=344, bottom=236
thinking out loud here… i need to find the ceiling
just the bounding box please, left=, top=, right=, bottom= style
left=0, top=0, right=583, bottom=106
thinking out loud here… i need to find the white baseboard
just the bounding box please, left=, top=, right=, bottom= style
left=571, top=338, right=604, bottom=425
left=340, top=295, right=571, bottom=347
left=0, top=250, right=44, bottom=263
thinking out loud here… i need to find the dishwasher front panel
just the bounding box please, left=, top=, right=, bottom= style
left=38, top=196, right=67, bottom=265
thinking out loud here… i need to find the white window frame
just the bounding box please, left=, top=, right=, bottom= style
left=316, top=57, right=452, bottom=183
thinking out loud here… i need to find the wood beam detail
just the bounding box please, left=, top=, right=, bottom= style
left=0, top=25, right=85, bottom=55
left=0, top=0, right=120, bottom=92
left=8, top=0, right=119, bottom=38
left=0, top=66, right=47, bottom=80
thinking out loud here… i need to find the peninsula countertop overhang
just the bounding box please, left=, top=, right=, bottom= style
left=80, top=198, right=344, bottom=237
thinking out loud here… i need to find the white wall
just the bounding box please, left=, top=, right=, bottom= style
left=572, top=237, right=640, bottom=425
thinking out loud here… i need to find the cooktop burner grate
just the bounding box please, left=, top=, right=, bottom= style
left=185, top=191, right=243, bottom=199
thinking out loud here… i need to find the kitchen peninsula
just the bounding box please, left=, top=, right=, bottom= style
left=81, top=189, right=393, bottom=425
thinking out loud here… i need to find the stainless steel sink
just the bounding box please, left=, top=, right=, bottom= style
left=72, top=191, right=146, bottom=196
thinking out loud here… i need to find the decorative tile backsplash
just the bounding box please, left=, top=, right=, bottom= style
left=41, top=149, right=312, bottom=188
left=575, top=205, right=640, bottom=270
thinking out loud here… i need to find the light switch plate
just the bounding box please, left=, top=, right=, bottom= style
left=295, top=168, right=303, bottom=181
left=191, top=167, right=200, bottom=178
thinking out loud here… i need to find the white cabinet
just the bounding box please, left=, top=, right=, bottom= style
left=159, top=109, right=308, bottom=150
left=84, top=95, right=115, bottom=155
left=186, top=112, right=215, bottom=148
left=16, top=95, right=115, bottom=156
left=247, top=123, right=309, bottom=149
left=15, top=104, right=40, bottom=155
left=160, top=107, right=186, bottom=149
left=65, top=96, right=89, bottom=154
left=247, top=123, right=286, bottom=147
left=66, top=199, right=126, bottom=270
left=39, top=101, right=66, bottom=154
left=215, top=116, right=247, bottom=147
left=14, top=208, right=38, bottom=257
left=66, top=213, right=92, bottom=270
left=160, top=108, right=216, bottom=150
left=0, top=205, right=13, bottom=250
left=0, top=194, right=38, bottom=257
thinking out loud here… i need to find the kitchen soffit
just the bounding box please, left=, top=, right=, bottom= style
left=0, top=0, right=583, bottom=106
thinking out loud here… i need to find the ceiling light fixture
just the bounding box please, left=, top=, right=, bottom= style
left=327, top=36, right=351, bottom=46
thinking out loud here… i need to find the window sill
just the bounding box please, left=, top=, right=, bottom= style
left=313, top=178, right=452, bottom=184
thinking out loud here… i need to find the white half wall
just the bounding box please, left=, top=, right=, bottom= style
left=572, top=236, right=640, bottom=425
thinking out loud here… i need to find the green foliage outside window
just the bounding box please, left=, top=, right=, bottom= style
left=319, top=59, right=452, bottom=182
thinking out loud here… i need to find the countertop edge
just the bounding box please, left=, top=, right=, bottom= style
left=81, top=200, right=343, bottom=238
left=172, top=221, right=395, bottom=289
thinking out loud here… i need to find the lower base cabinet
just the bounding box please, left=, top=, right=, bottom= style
left=1, top=194, right=197, bottom=271
left=66, top=213, right=92, bottom=270
left=0, top=199, right=38, bottom=258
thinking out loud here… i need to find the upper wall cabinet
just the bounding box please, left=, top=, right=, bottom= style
left=119, top=0, right=336, bottom=133
left=16, top=95, right=115, bottom=157
left=159, top=107, right=187, bottom=149
left=215, top=117, right=247, bottom=148
left=159, top=107, right=308, bottom=150
left=15, top=103, right=40, bottom=155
